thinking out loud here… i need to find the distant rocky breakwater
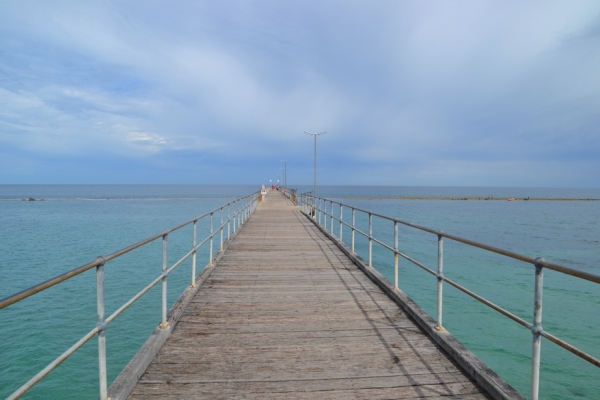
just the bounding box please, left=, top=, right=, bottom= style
left=341, top=196, right=600, bottom=201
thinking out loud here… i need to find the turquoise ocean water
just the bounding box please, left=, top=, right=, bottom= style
left=1, top=185, right=599, bottom=399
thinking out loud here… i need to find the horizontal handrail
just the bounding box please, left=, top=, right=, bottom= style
left=0, top=191, right=259, bottom=310
left=306, top=195, right=600, bottom=284
left=7, top=326, right=101, bottom=400
left=279, top=186, right=298, bottom=204
left=2, top=190, right=262, bottom=399
left=105, top=274, right=164, bottom=325
left=300, top=192, right=599, bottom=400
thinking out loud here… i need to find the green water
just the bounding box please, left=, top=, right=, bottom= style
left=1, top=185, right=599, bottom=399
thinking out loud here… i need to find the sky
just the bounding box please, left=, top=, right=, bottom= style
left=0, top=1, right=599, bottom=187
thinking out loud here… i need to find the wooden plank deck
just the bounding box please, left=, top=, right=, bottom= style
left=128, top=190, right=491, bottom=399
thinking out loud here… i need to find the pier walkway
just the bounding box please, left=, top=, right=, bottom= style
left=128, top=191, right=491, bottom=399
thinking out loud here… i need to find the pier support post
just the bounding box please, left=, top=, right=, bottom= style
left=96, top=258, right=108, bottom=400
left=209, top=213, right=214, bottom=266
left=368, top=213, right=373, bottom=268
left=435, top=233, right=444, bottom=331
left=351, top=208, right=355, bottom=253
left=318, top=199, right=322, bottom=225
left=339, top=205, right=343, bottom=241
left=191, top=220, right=197, bottom=288
left=330, top=201, right=333, bottom=234
left=531, top=258, right=544, bottom=400
left=159, top=235, right=169, bottom=329
left=394, top=222, right=399, bottom=291
left=220, top=207, right=224, bottom=252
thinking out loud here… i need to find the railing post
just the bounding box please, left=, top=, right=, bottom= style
left=191, top=220, right=197, bottom=287
left=95, top=257, right=108, bottom=400
left=339, top=204, right=343, bottom=241
left=209, top=212, right=214, bottom=266
left=324, top=200, right=327, bottom=230
left=330, top=201, right=334, bottom=234
left=227, top=203, right=231, bottom=240
left=306, top=195, right=309, bottom=216
left=394, top=222, right=399, bottom=291
left=220, top=207, right=224, bottom=252
left=368, top=213, right=373, bottom=268
left=351, top=208, right=355, bottom=253
left=319, top=199, right=322, bottom=225
left=531, top=258, right=544, bottom=400
left=160, top=234, right=169, bottom=329
left=232, top=201, right=236, bottom=233
left=435, top=233, right=444, bottom=331
left=329, top=201, right=335, bottom=236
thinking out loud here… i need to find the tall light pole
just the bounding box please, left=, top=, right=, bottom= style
left=304, top=131, right=326, bottom=197
left=281, top=159, right=286, bottom=188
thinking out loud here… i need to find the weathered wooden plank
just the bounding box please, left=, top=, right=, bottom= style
left=121, top=191, right=506, bottom=399
left=137, top=371, right=473, bottom=388
left=129, top=381, right=489, bottom=399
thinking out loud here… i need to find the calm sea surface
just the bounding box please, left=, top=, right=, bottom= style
left=1, top=185, right=599, bottom=399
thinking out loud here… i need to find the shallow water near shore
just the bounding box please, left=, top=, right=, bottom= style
left=1, top=185, right=599, bottom=399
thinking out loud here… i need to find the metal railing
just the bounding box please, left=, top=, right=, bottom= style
left=280, top=187, right=297, bottom=204
left=0, top=190, right=261, bottom=400
left=300, top=192, right=600, bottom=400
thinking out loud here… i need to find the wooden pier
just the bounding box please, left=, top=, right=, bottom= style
left=123, top=191, right=513, bottom=399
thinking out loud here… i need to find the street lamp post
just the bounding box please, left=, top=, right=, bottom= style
left=304, top=131, right=326, bottom=197
left=281, top=159, right=286, bottom=188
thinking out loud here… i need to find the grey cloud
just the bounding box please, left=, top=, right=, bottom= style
left=1, top=1, right=599, bottom=185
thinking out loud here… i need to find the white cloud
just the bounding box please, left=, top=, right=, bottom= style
left=1, top=1, right=599, bottom=185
